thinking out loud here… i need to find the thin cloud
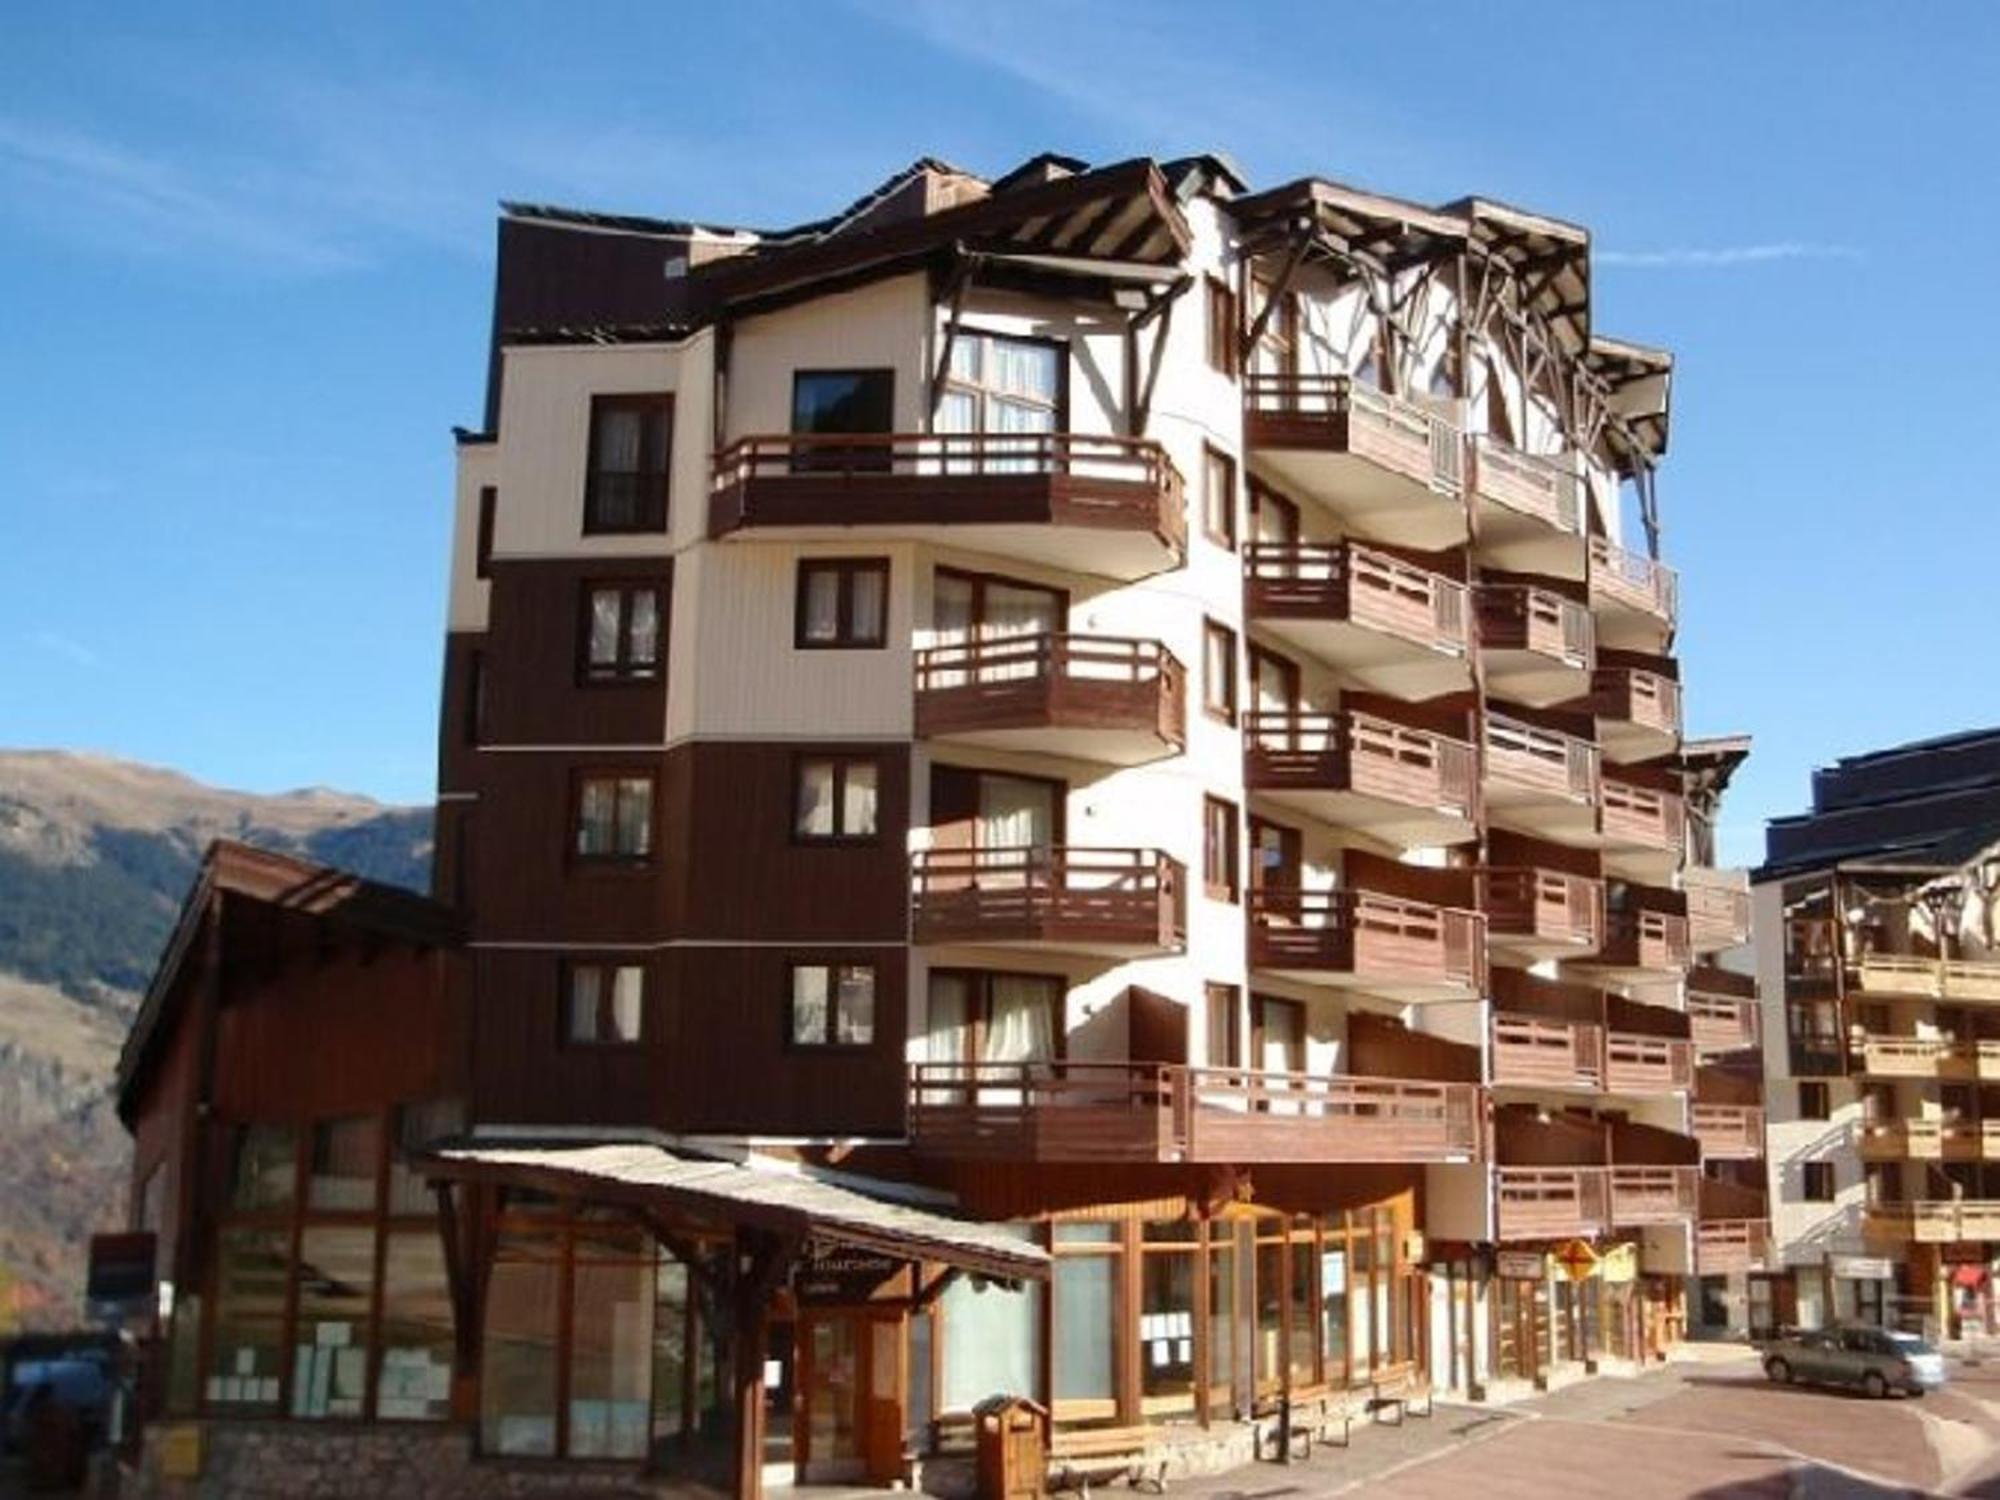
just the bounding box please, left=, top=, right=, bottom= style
left=1596, top=242, right=1864, bottom=269
left=29, top=631, right=101, bottom=669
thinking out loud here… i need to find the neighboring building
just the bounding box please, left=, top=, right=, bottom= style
left=1757, top=729, right=2000, bottom=1340
left=113, top=152, right=1742, bottom=1497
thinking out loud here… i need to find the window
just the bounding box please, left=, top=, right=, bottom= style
left=792, top=369, right=895, bottom=471
left=308, top=1116, right=382, bottom=1211
left=583, top=395, right=672, bottom=534
left=1202, top=444, right=1236, bottom=550
left=1205, top=275, right=1239, bottom=376
left=565, top=963, right=645, bottom=1045
left=475, top=486, right=497, bottom=579
left=790, top=963, right=877, bottom=1047
left=581, top=582, right=664, bottom=683
left=1205, top=982, right=1242, bottom=1069
left=796, top=558, right=888, bottom=649
left=1203, top=796, right=1239, bottom=903
left=462, top=650, right=484, bottom=747
left=937, top=333, right=1062, bottom=473
left=573, top=774, right=654, bottom=861
left=1802, top=1160, right=1835, bottom=1202
left=1202, top=618, right=1237, bottom=724
left=795, top=757, right=880, bottom=841
left=229, top=1124, right=299, bottom=1213
left=1798, top=1081, right=1830, bottom=1121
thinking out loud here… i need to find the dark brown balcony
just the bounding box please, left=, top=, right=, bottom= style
left=1585, top=895, right=1693, bottom=978
left=1241, top=373, right=1467, bottom=550
left=1687, top=968, right=1760, bottom=1057
left=1589, top=534, right=1678, bottom=652
left=1243, top=540, right=1471, bottom=697
left=1609, top=1165, right=1700, bottom=1225
left=1480, top=866, right=1604, bottom=960
left=1684, top=867, right=1752, bottom=953
left=905, top=1061, right=1482, bottom=1164
left=1470, top=436, right=1585, bottom=578
left=1692, top=1104, right=1764, bottom=1161
left=913, top=634, right=1185, bottom=766
left=708, top=432, right=1186, bottom=581
left=1476, top=583, right=1595, bottom=707
left=1598, top=770, right=1687, bottom=883
left=1603, top=1030, right=1694, bottom=1094
left=1496, top=1165, right=1609, bottom=1240
left=1245, top=708, right=1478, bottom=848
left=1579, top=663, right=1682, bottom=763
left=1483, top=711, right=1601, bottom=845
left=910, top=847, right=1185, bottom=958
left=1248, top=888, right=1485, bottom=1002
left=1491, top=1012, right=1604, bottom=1090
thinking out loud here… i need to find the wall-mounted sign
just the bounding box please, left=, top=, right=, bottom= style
left=1829, top=1255, right=1892, bottom=1280
left=793, top=1244, right=903, bottom=1304
left=1496, top=1250, right=1544, bottom=1281
left=1599, top=1243, right=1639, bottom=1285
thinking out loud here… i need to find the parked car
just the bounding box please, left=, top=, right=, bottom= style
left=1761, top=1325, right=1946, bottom=1397
left=2, top=1355, right=112, bottom=1452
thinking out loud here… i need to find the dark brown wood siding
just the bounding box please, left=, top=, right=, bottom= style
left=469, top=948, right=658, bottom=1127
left=482, top=558, right=671, bottom=748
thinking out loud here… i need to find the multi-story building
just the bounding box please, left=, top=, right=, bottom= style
left=113, top=151, right=1744, bottom=1498
left=1757, top=729, right=2000, bottom=1340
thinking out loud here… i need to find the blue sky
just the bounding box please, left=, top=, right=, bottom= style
left=2, top=3, right=1995, bottom=864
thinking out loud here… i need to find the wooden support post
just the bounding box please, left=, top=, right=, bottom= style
left=730, top=1227, right=804, bottom=1500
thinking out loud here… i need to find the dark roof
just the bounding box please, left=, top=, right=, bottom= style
left=501, top=323, right=693, bottom=348
left=499, top=201, right=764, bottom=240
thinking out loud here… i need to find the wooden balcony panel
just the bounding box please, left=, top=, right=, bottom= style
left=1244, top=710, right=1478, bottom=848
left=1249, top=888, right=1486, bottom=1001
left=1483, top=717, right=1601, bottom=846
left=1496, top=1165, right=1609, bottom=1241
left=1947, top=959, right=2000, bottom=1002
left=1473, top=437, right=1583, bottom=534
left=1490, top=1014, right=1603, bottom=1090
left=1688, top=993, right=1760, bottom=1056
left=1481, top=867, right=1604, bottom=956
left=1859, top=1120, right=1942, bottom=1161
left=708, top=432, right=1186, bottom=580
left=1851, top=1035, right=1953, bottom=1079
left=1598, top=775, right=1687, bottom=877
left=1692, top=1103, right=1764, bottom=1160
left=913, top=634, right=1185, bottom=766
left=1868, top=1200, right=2000, bottom=1244
left=1182, top=1069, right=1483, bottom=1163
left=1609, top=1164, right=1699, bottom=1225
left=1696, top=1220, right=1770, bottom=1276
left=911, top=847, right=1186, bottom=957
left=1684, top=868, right=1752, bottom=953
left=1477, top=586, right=1595, bottom=707
left=1595, top=908, right=1693, bottom=974
left=1588, top=534, right=1679, bottom=650
left=1604, top=1033, right=1694, bottom=1095
left=1243, top=541, right=1472, bottom=696
left=1587, top=667, right=1683, bottom=761
left=1935, top=1120, right=2000, bottom=1162
left=1854, top=954, right=1943, bottom=998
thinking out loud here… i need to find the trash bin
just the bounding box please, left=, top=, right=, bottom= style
left=974, top=1394, right=1047, bottom=1500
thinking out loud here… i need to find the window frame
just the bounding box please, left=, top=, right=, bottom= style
left=791, top=753, right=884, bottom=846
left=569, top=769, right=659, bottom=866
left=1801, top=1160, right=1835, bottom=1202
left=582, top=393, right=673, bottom=536
left=1205, top=275, right=1240, bottom=377
left=786, top=960, right=881, bottom=1051
left=577, top=579, right=667, bottom=686
left=560, top=959, right=647, bottom=1048
left=1201, top=443, right=1237, bottom=551
left=938, top=330, right=1070, bottom=434
left=1201, top=618, right=1238, bottom=726
left=1203, top=795, right=1240, bottom=904
left=794, top=557, right=890, bottom=650
left=1798, top=1081, right=1830, bottom=1121
left=475, top=485, right=497, bottom=579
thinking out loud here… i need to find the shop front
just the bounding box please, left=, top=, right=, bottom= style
left=1487, top=1241, right=1650, bottom=1388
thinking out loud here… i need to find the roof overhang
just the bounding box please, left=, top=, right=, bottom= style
left=1448, top=195, right=1592, bottom=355
left=1232, top=176, right=1465, bottom=273
left=1588, top=334, right=1674, bottom=461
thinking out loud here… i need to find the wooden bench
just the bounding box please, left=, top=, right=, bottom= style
left=1365, top=1366, right=1434, bottom=1425
left=1254, top=1387, right=1370, bottom=1461
left=1048, top=1425, right=1167, bottom=1497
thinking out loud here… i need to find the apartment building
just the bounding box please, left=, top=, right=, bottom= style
left=1757, top=729, right=2000, bottom=1340
left=114, top=152, right=1744, bottom=1498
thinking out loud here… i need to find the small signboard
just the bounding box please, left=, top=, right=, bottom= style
left=1496, top=1250, right=1543, bottom=1281
left=1554, top=1239, right=1600, bottom=1283
left=793, top=1244, right=902, bottom=1304
left=1829, top=1254, right=1893, bottom=1280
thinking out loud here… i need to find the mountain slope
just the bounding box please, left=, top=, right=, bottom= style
left=0, top=750, right=433, bottom=1328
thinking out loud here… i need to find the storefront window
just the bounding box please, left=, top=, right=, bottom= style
left=1254, top=1234, right=1284, bottom=1395
left=230, top=1125, right=298, bottom=1212
left=569, top=1227, right=655, bottom=1458
left=940, top=1240, right=1042, bottom=1411
left=210, top=1228, right=288, bottom=1411
left=1138, top=1224, right=1196, bottom=1416
left=1349, top=1230, right=1374, bottom=1380
left=377, top=1231, right=454, bottom=1420
left=291, top=1226, right=378, bottom=1418
left=1053, top=1224, right=1119, bottom=1422
left=1320, top=1245, right=1348, bottom=1383
left=1286, top=1236, right=1317, bottom=1386
left=387, top=1099, right=465, bottom=1215
left=482, top=1231, right=561, bottom=1456
left=1206, top=1236, right=1235, bottom=1417
left=308, top=1117, right=381, bottom=1212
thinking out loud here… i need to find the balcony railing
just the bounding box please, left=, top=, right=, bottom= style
left=1248, top=888, right=1485, bottom=997
left=1610, top=1164, right=1699, bottom=1225
left=1866, top=1200, right=2000, bottom=1244
left=1480, top=867, right=1604, bottom=951
left=1476, top=585, right=1595, bottom=668
left=1692, top=1104, right=1764, bottom=1160
left=1496, top=1165, right=1609, bottom=1240
left=1588, top=667, right=1682, bottom=740
left=1696, top=1220, right=1770, bottom=1275
left=1850, top=1033, right=2000, bottom=1081
left=910, top=847, right=1185, bottom=953
left=1684, top=868, right=1752, bottom=952
left=1598, top=908, right=1693, bottom=972
left=1687, top=992, right=1760, bottom=1055
left=1859, top=1119, right=1943, bottom=1161
left=1242, top=372, right=1464, bottom=495
left=1472, top=436, right=1582, bottom=534
left=1855, top=953, right=2000, bottom=1003
left=906, top=1061, right=1482, bottom=1164
left=1491, top=1014, right=1604, bottom=1090
left=1600, top=774, right=1686, bottom=856
left=1604, top=1032, right=1694, bottom=1094
left=1244, top=710, right=1477, bottom=821
left=1243, top=540, right=1470, bottom=659
left=1589, top=535, right=1679, bottom=633
left=912, top=633, right=1185, bottom=759
left=1485, top=714, right=1601, bottom=804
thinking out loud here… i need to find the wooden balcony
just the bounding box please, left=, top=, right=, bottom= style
left=1865, top=1200, right=2000, bottom=1245
left=1243, top=540, right=1472, bottom=698
left=1687, top=989, right=1760, bottom=1057
left=1480, top=867, right=1604, bottom=960
left=1941, top=1119, right=2000, bottom=1161
left=913, top=634, right=1185, bottom=766
left=1610, top=1164, right=1699, bottom=1226
left=1470, top=437, right=1585, bottom=577
left=1248, top=888, right=1486, bottom=1002
left=910, top=847, right=1186, bottom=958
left=1696, top=1220, right=1770, bottom=1276
left=1588, top=906, right=1693, bottom=978
left=708, top=432, right=1186, bottom=581
left=1604, top=1032, right=1694, bottom=1094
left=1589, top=534, right=1678, bottom=652
left=1496, top=1165, right=1609, bottom=1240
left=1241, top=373, right=1467, bottom=550
left=1684, top=867, right=1752, bottom=953
left=1483, top=713, right=1601, bottom=845
left=1850, top=1034, right=2000, bottom=1081
left=1583, top=666, right=1682, bottom=763
left=1244, top=710, right=1479, bottom=848
left=1491, top=1013, right=1604, bottom=1091
left=1476, top=585, right=1595, bottom=707
left=1597, top=773, right=1687, bottom=883
left=1859, top=1119, right=1944, bottom=1161
left=1692, top=1104, right=1764, bottom=1161
left=1855, top=954, right=2000, bottom=1003
left=906, top=1061, right=1483, bottom=1164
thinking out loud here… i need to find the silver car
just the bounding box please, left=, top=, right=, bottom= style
left=1762, top=1325, right=1947, bottom=1398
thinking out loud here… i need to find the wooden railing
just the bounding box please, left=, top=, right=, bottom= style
left=1692, top=1104, right=1763, bottom=1159
left=1480, top=867, right=1603, bottom=949
left=1696, top=1220, right=1770, bottom=1274
left=709, top=431, right=1186, bottom=547
left=1491, top=1014, right=1602, bottom=1089
left=1947, top=960, right=2000, bottom=1001
left=1600, top=908, right=1693, bottom=971
left=1243, top=540, right=1470, bottom=657
left=1867, top=1200, right=2000, bottom=1244
left=1592, top=667, right=1682, bottom=738
left=1859, top=1118, right=1943, bottom=1160
left=1485, top=713, right=1601, bottom=802
left=1496, top=1166, right=1609, bottom=1239
left=1604, top=1032, right=1693, bottom=1093
left=912, top=634, right=1185, bottom=750
left=1589, top=534, right=1679, bottom=626
left=1244, top=709, right=1477, bottom=818
left=906, top=1061, right=1483, bottom=1163
left=1684, top=869, right=1752, bottom=951
left=910, top=847, right=1186, bottom=950
left=1610, top=1164, right=1699, bottom=1224
left=1242, top=372, right=1463, bottom=494
left=1248, top=887, right=1486, bottom=992
left=1476, top=585, right=1595, bottom=667
left=1472, top=436, right=1582, bottom=534
left=1600, top=775, right=1686, bottom=854
left=1688, top=992, right=1760, bottom=1055
left=1856, top=953, right=2000, bottom=1002
left=1850, top=1033, right=2000, bottom=1080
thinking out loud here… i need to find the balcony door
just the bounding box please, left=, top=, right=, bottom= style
left=935, top=331, right=1065, bottom=474
left=928, top=766, right=1064, bottom=893
left=1249, top=817, right=1303, bottom=925
left=932, top=569, right=1064, bottom=686
left=925, top=970, right=1061, bottom=1102
left=1253, top=995, right=1307, bottom=1103
left=1248, top=481, right=1299, bottom=545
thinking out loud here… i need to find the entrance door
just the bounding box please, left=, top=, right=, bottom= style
left=796, top=1310, right=907, bottom=1485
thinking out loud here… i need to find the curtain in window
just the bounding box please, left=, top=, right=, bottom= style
left=848, top=567, right=885, bottom=643
left=589, top=591, right=623, bottom=668
left=977, top=776, right=1054, bottom=856
left=801, top=569, right=842, bottom=644
left=841, top=763, right=878, bottom=836
left=569, top=968, right=604, bottom=1041
left=796, top=762, right=836, bottom=837
left=983, top=976, right=1055, bottom=1064
left=609, top=968, right=644, bottom=1042
left=596, top=410, right=644, bottom=473
left=627, top=591, right=659, bottom=667
left=612, top=779, right=652, bottom=856
left=833, top=966, right=875, bottom=1045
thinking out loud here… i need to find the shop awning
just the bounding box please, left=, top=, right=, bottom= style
left=419, top=1140, right=1048, bottom=1283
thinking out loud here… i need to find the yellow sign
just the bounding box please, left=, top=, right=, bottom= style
left=1600, top=1243, right=1639, bottom=1285
left=1553, top=1239, right=1600, bottom=1282
left=159, top=1424, right=204, bottom=1480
